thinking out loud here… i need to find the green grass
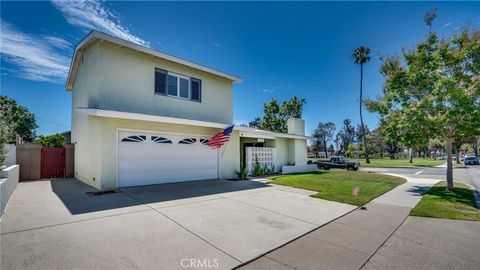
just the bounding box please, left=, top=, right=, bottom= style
left=410, top=181, right=480, bottom=221
left=269, top=171, right=406, bottom=206
left=350, top=158, right=445, bottom=168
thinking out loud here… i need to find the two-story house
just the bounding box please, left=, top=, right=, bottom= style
left=67, top=31, right=314, bottom=190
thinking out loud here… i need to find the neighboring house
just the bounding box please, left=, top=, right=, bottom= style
left=67, top=30, right=314, bottom=190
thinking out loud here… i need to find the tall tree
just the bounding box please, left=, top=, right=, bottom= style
left=259, top=97, right=306, bottom=133
left=248, top=117, right=262, bottom=129
left=313, top=122, right=336, bottom=158
left=0, top=96, right=38, bottom=143
left=366, top=29, right=480, bottom=190
left=336, top=119, right=356, bottom=155
left=424, top=8, right=438, bottom=37
left=352, top=46, right=372, bottom=163
left=355, top=123, right=370, bottom=142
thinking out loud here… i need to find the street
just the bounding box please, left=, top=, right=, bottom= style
left=361, top=165, right=480, bottom=192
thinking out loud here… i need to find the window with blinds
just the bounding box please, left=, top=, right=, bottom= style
left=154, top=68, right=201, bottom=102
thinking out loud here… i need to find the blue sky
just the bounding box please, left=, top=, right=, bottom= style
left=1, top=1, right=479, bottom=136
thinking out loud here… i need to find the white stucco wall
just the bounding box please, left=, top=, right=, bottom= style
left=293, top=139, right=308, bottom=165
left=273, top=138, right=288, bottom=172
left=1, top=165, right=19, bottom=217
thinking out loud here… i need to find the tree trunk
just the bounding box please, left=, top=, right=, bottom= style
left=473, top=140, right=478, bottom=157
left=359, top=64, right=370, bottom=163
left=445, top=138, right=454, bottom=190
left=455, top=147, right=460, bottom=164
left=323, top=139, right=328, bottom=159
left=408, top=148, right=413, bottom=163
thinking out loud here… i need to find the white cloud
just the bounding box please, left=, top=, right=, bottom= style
left=43, top=36, right=71, bottom=49
left=52, top=0, right=149, bottom=47
left=0, top=21, right=70, bottom=83
left=259, top=86, right=280, bottom=94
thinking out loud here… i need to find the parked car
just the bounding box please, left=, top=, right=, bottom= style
left=464, top=156, right=479, bottom=165
left=316, top=156, right=360, bottom=171
left=439, top=155, right=447, bottom=160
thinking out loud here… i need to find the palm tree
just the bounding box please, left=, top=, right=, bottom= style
left=352, top=46, right=371, bottom=163
left=424, top=8, right=438, bottom=37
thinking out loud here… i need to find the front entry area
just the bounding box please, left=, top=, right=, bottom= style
left=118, top=131, right=218, bottom=187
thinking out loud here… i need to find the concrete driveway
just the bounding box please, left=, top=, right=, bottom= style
left=1, top=178, right=355, bottom=269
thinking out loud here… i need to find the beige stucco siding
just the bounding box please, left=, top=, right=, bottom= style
left=71, top=45, right=102, bottom=189
left=86, top=41, right=233, bottom=124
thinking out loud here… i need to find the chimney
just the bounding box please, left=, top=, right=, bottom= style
left=287, top=118, right=305, bottom=136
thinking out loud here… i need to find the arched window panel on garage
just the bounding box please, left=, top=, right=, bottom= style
left=179, top=138, right=197, bottom=144
left=199, top=139, right=209, bottom=145
left=121, top=135, right=147, bottom=142
left=151, top=136, right=172, bottom=144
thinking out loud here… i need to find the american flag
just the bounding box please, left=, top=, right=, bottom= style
left=352, top=185, right=359, bottom=197
left=208, top=125, right=234, bottom=149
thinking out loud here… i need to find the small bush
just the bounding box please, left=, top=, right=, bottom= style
left=235, top=166, right=248, bottom=180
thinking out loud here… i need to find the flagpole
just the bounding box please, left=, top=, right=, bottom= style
left=217, top=147, right=220, bottom=179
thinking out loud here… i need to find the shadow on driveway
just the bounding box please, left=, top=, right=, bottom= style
left=50, top=178, right=270, bottom=215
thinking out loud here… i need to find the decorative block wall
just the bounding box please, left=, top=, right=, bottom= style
left=245, top=147, right=275, bottom=176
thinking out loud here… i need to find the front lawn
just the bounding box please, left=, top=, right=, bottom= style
left=270, top=171, right=406, bottom=206
left=351, top=158, right=444, bottom=168
left=410, top=181, right=480, bottom=221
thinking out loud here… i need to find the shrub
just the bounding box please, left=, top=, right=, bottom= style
left=235, top=166, right=248, bottom=180
left=34, top=133, right=64, bottom=147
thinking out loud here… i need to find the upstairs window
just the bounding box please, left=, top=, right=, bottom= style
left=154, top=68, right=201, bottom=102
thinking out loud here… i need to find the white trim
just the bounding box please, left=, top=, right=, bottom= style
left=117, top=128, right=214, bottom=138
left=67, top=30, right=242, bottom=90
left=166, top=72, right=191, bottom=100
left=236, top=126, right=313, bottom=140
left=78, top=107, right=312, bottom=140
left=77, top=107, right=229, bottom=129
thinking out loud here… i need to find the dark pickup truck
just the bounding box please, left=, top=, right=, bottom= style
left=316, top=157, right=360, bottom=171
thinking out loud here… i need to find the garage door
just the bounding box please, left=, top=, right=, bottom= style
left=118, top=131, right=218, bottom=187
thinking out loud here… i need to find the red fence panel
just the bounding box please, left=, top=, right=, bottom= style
left=41, top=147, right=66, bottom=179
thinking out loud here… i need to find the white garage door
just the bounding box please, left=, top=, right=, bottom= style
left=118, top=131, right=218, bottom=187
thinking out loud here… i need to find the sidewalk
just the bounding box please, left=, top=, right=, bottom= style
left=239, top=176, right=440, bottom=270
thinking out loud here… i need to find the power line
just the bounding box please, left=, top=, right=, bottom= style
left=36, top=117, right=70, bottom=128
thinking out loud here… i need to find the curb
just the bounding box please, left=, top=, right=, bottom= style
left=461, top=182, right=480, bottom=210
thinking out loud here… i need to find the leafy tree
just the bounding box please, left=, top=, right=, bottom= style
left=248, top=117, right=262, bottom=129
left=327, top=143, right=335, bottom=153
left=336, top=119, right=356, bottom=155
left=353, top=46, right=372, bottom=163
left=376, top=119, right=401, bottom=159
left=428, top=139, right=444, bottom=159
left=424, top=8, right=438, bottom=36
left=0, top=96, right=38, bottom=143
left=355, top=124, right=370, bottom=142
left=0, top=123, right=7, bottom=166
left=34, top=133, right=65, bottom=147
left=259, top=97, right=306, bottom=133
left=313, top=122, right=336, bottom=158
left=367, top=29, right=480, bottom=190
